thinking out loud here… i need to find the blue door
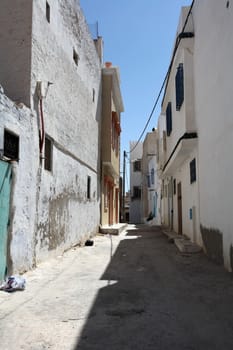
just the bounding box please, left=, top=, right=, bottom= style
left=0, top=161, right=12, bottom=281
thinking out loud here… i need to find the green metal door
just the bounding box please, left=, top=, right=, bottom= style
left=0, top=160, right=12, bottom=281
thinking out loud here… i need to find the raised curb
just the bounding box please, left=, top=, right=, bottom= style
left=163, top=230, right=184, bottom=243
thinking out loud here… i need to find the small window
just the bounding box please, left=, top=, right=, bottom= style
left=175, top=63, right=184, bottom=110
left=73, top=49, right=79, bottom=66
left=147, top=175, right=151, bottom=188
left=173, top=178, right=176, bottom=195
left=162, top=131, right=167, bottom=151
left=133, top=160, right=141, bottom=172
left=92, top=88, right=95, bottom=102
left=133, top=186, right=141, bottom=199
left=151, top=168, right=155, bottom=185
left=190, top=158, right=196, bottom=184
left=87, top=176, right=91, bottom=199
left=46, top=2, right=50, bottom=23
left=4, top=129, right=19, bottom=160
left=166, top=102, right=172, bottom=136
left=44, top=136, right=53, bottom=171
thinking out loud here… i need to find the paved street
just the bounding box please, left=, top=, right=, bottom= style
left=1, top=225, right=233, bottom=350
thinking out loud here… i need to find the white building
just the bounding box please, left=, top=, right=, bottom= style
left=129, top=141, right=143, bottom=224
left=142, top=130, right=161, bottom=225
left=158, top=0, right=233, bottom=271
left=0, top=0, right=102, bottom=277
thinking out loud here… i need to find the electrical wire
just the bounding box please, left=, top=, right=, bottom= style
left=128, top=0, right=195, bottom=154
left=125, top=157, right=130, bottom=192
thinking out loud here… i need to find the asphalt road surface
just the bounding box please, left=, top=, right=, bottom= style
left=0, top=225, right=233, bottom=350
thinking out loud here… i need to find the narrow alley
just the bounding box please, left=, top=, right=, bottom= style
left=0, top=225, right=233, bottom=350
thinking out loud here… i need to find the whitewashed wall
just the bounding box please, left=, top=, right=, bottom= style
left=193, top=0, right=233, bottom=270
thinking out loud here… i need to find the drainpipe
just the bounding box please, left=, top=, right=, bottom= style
left=36, top=81, right=53, bottom=158
left=39, top=98, right=45, bottom=156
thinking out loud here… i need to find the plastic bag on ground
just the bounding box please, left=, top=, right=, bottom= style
left=0, top=275, right=26, bottom=292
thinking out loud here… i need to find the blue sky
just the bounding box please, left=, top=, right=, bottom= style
left=80, top=0, right=191, bottom=186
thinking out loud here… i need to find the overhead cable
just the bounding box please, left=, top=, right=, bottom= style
left=128, top=0, right=195, bottom=154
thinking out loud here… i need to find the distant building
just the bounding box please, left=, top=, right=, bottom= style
left=129, top=141, right=143, bottom=224
left=142, top=130, right=161, bottom=225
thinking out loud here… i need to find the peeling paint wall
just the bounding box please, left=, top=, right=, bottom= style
left=0, top=86, right=39, bottom=273
left=32, top=0, right=101, bottom=263
left=0, top=0, right=102, bottom=272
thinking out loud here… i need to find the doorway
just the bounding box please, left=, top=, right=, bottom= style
left=0, top=161, right=12, bottom=280
left=177, top=182, right=182, bottom=235
left=108, top=183, right=113, bottom=225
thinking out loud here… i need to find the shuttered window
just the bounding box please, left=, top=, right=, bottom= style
left=190, top=158, right=196, bottom=183
left=166, top=102, right=172, bottom=136
left=175, top=63, right=184, bottom=110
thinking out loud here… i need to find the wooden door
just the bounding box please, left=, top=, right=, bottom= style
left=177, top=182, right=182, bottom=235
left=115, top=188, right=119, bottom=223
left=108, top=184, right=113, bottom=225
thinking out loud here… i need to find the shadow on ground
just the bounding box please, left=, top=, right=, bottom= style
left=74, top=225, right=233, bottom=350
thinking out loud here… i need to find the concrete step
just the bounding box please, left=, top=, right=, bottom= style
left=174, top=237, right=202, bottom=254
left=163, top=230, right=184, bottom=243
left=100, top=223, right=128, bottom=235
